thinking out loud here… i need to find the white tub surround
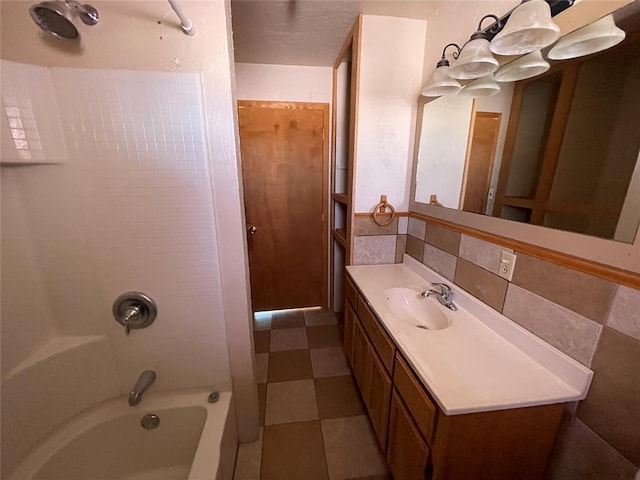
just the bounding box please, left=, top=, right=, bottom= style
left=346, top=255, right=593, bottom=415
left=8, top=390, right=236, bottom=480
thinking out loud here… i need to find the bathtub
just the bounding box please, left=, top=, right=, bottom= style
left=7, top=390, right=237, bottom=480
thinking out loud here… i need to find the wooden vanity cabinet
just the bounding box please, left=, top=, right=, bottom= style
left=352, top=311, right=393, bottom=449
left=343, top=273, right=566, bottom=480
left=387, top=390, right=430, bottom=480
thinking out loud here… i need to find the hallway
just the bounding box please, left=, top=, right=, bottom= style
left=234, top=308, right=390, bottom=480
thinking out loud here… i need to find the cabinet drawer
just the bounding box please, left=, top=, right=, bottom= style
left=345, top=274, right=359, bottom=312
left=357, top=296, right=395, bottom=373
left=394, top=355, right=438, bottom=444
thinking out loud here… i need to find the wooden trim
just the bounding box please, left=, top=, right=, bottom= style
left=492, top=81, right=524, bottom=217
left=332, top=193, right=349, bottom=205
left=530, top=64, right=579, bottom=225
left=502, top=197, right=535, bottom=209
left=321, top=103, right=330, bottom=308
left=334, top=28, right=355, bottom=69
left=238, top=100, right=330, bottom=307
left=408, top=212, right=640, bottom=289
left=237, top=100, right=328, bottom=110
left=346, top=15, right=363, bottom=266
left=330, top=67, right=339, bottom=310
left=354, top=211, right=409, bottom=218
left=332, top=228, right=347, bottom=247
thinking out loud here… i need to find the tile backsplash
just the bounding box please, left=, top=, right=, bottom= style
left=352, top=215, right=408, bottom=265
left=404, top=214, right=640, bottom=478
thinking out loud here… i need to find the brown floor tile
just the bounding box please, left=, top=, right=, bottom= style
left=315, top=375, right=366, bottom=419
left=304, top=308, right=339, bottom=326
left=255, top=352, right=269, bottom=383
left=270, top=327, right=308, bottom=351
left=265, top=379, right=319, bottom=425
left=271, top=309, right=305, bottom=329
left=307, top=325, right=342, bottom=348
left=261, top=421, right=329, bottom=480
left=310, top=347, right=351, bottom=378
left=257, top=382, right=267, bottom=427
left=268, top=349, right=313, bottom=382
left=253, top=311, right=272, bottom=331
left=254, top=330, right=270, bottom=353
left=321, top=416, right=388, bottom=480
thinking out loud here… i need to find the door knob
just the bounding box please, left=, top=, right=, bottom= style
left=248, top=225, right=258, bottom=235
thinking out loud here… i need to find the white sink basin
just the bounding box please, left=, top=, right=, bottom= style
left=383, top=287, right=452, bottom=331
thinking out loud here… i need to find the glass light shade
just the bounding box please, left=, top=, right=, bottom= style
left=494, top=50, right=550, bottom=82
left=459, top=75, right=501, bottom=97
left=448, top=38, right=499, bottom=80
left=548, top=14, right=625, bottom=60
left=421, top=66, right=461, bottom=97
left=490, top=0, right=560, bottom=56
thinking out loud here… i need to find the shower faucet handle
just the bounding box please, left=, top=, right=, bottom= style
left=113, top=292, right=158, bottom=335
left=122, top=305, right=142, bottom=335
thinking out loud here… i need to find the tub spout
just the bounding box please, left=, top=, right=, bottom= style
left=128, top=370, right=156, bottom=406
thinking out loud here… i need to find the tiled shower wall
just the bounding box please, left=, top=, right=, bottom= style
left=2, top=60, right=232, bottom=472
left=405, top=215, right=639, bottom=479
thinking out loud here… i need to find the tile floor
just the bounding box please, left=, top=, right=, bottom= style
left=233, top=308, right=391, bottom=480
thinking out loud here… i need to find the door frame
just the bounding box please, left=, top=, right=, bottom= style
left=237, top=100, right=330, bottom=308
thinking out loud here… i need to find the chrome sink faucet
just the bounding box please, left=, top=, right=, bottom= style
left=421, top=282, right=457, bottom=311
left=128, top=370, right=156, bottom=406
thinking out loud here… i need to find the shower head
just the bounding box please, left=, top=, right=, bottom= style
left=29, top=0, right=98, bottom=40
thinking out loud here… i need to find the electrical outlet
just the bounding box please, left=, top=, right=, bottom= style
left=498, top=251, right=517, bottom=281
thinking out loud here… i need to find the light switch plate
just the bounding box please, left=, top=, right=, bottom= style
left=498, top=251, right=517, bottom=281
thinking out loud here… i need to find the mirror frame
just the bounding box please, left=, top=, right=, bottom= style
left=410, top=0, right=640, bottom=286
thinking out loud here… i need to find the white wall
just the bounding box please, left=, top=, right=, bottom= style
left=355, top=15, right=426, bottom=214
left=415, top=95, right=474, bottom=208
left=235, top=63, right=332, bottom=103
left=1, top=0, right=258, bottom=473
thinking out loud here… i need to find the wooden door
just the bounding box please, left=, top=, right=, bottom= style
left=461, top=112, right=502, bottom=214
left=387, top=390, right=430, bottom=480
left=238, top=101, right=329, bottom=312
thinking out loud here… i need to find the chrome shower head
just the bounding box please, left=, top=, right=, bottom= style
left=29, top=0, right=98, bottom=40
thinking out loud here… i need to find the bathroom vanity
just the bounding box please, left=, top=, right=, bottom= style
left=344, top=256, right=592, bottom=480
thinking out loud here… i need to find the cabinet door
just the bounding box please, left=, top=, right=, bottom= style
left=343, top=302, right=357, bottom=368
left=367, top=342, right=392, bottom=450
left=387, top=390, right=430, bottom=480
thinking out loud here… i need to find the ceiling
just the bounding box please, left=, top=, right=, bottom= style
left=230, top=0, right=445, bottom=66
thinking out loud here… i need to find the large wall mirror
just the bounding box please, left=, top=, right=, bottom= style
left=413, top=0, right=640, bottom=247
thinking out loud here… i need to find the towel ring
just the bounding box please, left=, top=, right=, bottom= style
left=372, top=195, right=396, bottom=226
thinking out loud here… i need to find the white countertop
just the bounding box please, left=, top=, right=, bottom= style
left=346, top=256, right=593, bottom=415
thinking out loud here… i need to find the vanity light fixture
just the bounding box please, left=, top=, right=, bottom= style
left=459, top=75, right=501, bottom=97
left=548, top=14, right=625, bottom=60
left=494, top=49, right=550, bottom=82
left=421, top=43, right=462, bottom=97
left=490, top=0, right=561, bottom=56
left=449, top=15, right=501, bottom=80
